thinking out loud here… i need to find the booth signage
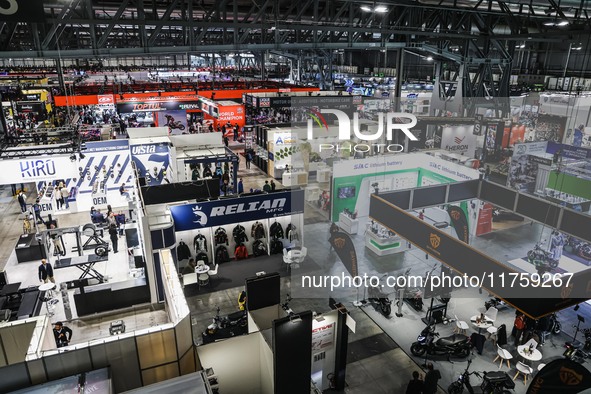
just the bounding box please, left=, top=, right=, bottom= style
left=130, top=143, right=169, bottom=155
left=117, top=100, right=200, bottom=113
left=16, top=101, right=44, bottom=114
left=0, top=155, right=78, bottom=184
left=85, top=140, right=129, bottom=153
left=97, top=94, right=114, bottom=105
left=170, top=189, right=304, bottom=231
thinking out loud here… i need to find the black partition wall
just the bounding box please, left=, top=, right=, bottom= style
left=369, top=179, right=591, bottom=318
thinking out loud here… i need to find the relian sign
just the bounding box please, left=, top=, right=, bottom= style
left=209, top=198, right=286, bottom=217
left=308, top=109, right=418, bottom=154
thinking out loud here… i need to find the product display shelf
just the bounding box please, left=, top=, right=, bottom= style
left=337, top=212, right=359, bottom=235
left=365, top=230, right=403, bottom=256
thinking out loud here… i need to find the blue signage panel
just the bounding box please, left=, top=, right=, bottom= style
left=170, top=189, right=305, bottom=231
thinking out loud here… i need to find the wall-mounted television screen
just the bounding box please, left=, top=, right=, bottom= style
left=338, top=186, right=356, bottom=199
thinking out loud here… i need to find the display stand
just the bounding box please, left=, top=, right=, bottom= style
left=337, top=213, right=359, bottom=235
left=365, top=231, right=403, bottom=256
left=305, top=185, right=320, bottom=202
left=282, top=171, right=308, bottom=187
left=317, top=168, right=332, bottom=183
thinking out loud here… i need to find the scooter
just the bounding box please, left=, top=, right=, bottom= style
left=448, top=359, right=515, bottom=394
left=201, top=307, right=248, bottom=344
left=410, top=324, right=471, bottom=359
left=368, top=285, right=392, bottom=317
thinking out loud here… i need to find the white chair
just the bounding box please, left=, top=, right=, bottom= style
left=282, top=248, right=289, bottom=258
left=454, top=315, right=469, bottom=334
left=487, top=325, right=498, bottom=345
left=208, top=264, right=219, bottom=280
left=298, top=246, right=308, bottom=263
left=523, top=338, right=538, bottom=350
left=283, top=254, right=293, bottom=272
left=484, top=306, right=498, bottom=323
left=493, top=344, right=513, bottom=369
left=513, top=361, right=533, bottom=385
left=537, top=363, right=546, bottom=372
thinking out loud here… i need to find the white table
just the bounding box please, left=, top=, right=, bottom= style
left=517, top=345, right=542, bottom=363
left=195, top=265, right=210, bottom=275
left=470, top=315, right=494, bottom=334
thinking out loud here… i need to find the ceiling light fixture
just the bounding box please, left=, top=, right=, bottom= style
left=426, top=56, right=433, bottom=61
left=374, top=6, right=388, bottom=13
left=557, top=20, right=569, bottom=26
left=360, top=6, right=372, bottom=12
left=543, top=21, right=555, bottom=26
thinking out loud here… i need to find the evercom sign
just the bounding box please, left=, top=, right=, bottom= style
left=307, top=109, right=418, bottom=154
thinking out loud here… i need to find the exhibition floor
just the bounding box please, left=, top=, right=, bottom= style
left=0, top=186, right=165, bottom=347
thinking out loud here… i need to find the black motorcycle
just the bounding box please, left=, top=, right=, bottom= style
left=368, top=285, right=392, bottom=317
left=548, top=313, right=562, bottom=335
left=448, top=359, right=515, bottom=394
left=527, top=243, right=558, bottom=269
left=410, top=324, right=471, bottom=359
left=564, top=341, right=590, bottom=364
left=202, top=307, right=248, bottom=344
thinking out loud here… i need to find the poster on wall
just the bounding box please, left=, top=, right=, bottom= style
left=534, top=114, right=566, bottom=143
left=438, top=125, right=477, bottom=157
left=130, top=142, right=173, bottom=186
left=156, top=110, right=187, bottom=135
left=218, top=104, right=246, bottom=127
left=311, top=323, right=335, bottom=351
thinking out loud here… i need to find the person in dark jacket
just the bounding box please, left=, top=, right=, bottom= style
left=406, top=370, right=424, bottom=394
left=109, top=224, right=119, bottom=253
left=38, top=259, right=55, bottom=283
left=423, top=363, right=441, bottom=394
left=53, top=322, right=73, bottom=348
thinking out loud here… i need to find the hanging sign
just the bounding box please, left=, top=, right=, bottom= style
left=170, top=189, right=305, bottom=231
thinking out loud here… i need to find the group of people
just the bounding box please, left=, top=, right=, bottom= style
left=262, top=179, right=276, bottom=192
left=406, top=363, right=441, bottom=394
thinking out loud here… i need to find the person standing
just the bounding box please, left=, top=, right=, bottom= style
left=60, top=186, right=70, bottom=209
left=233, top=124, right=239, bottom=141
left=17, top=190, right=27, bottom=213
left=263, top=180, right=271, bottom=192
left=33, top=199, right=43, bottom=224
left=245, top=150, right=252, bottom=169
left=38, top=259, right=55, bottom=283
left=53, top=322, right=73, bottom=348
left=423, top=363, right=441, bottom=394
left=406, top=371, right=424, bottom=394
left=238, top=178, right=244, bottom=194
left=224, top=135, right=229, bottom=147
left=109, top=223, right=119, bottom=253
left=513, top=312, right=526, bottom=346
left=270, top=179, right=276, bottom=191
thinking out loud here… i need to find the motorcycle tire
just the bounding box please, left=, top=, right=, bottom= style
left=382, top=304, right=391, bottom=316
left=549, top=259, right=559, bottom=268
left=527, top=250, right=535, bottom=262
left=410, top=343, right=426, bottom=356
left=447, top=382, right=464, bottom=394
left=178, top=125, right=186, bottom=131
left=553, top=322, right=562, bottom=335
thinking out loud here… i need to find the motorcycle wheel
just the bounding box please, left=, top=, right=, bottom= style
left=382, top=304, right=392, bottom=316
left=447, top=382, right=463, bottom=394
left=553, top=322, right=562, bottom=335
left=527, top=250, right=535, bottom=262
left=410, top=343, right=426, bottom=356
left=179, top=125, right=186, bottom=130
left=549, top=259, right=559, bottom=268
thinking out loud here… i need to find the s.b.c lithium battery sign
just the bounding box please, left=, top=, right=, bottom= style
left=0, top=0, right=45, bottom=22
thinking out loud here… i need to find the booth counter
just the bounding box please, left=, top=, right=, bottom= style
left=282, top=171, right=308, bottom=187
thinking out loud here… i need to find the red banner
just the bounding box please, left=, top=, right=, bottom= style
left=475, top=203, right=493, bottom=236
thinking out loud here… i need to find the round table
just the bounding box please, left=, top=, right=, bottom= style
left=517, top=345, right=543, bottom=363
left=39, top=283, right=56, bottom=291
left=470, top=315, right=493, bottom=334
left=195, top=266, right=210, bottom=274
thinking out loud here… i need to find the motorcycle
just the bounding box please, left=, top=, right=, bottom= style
left=165, top=114, right=186, bottom=131
left=448, top=359, right=515, bottom=394
left=484, top=297, right=509, bottom=311
left=548, top=313, right=562, bottom=335
left=368, top=284, right=392, bottom=317
left=202, top=307, right=248, bottom=344
left=583, top=328, right=591, bottom=351
left=527, top=243, right=558, bottom=269
left=564, top=342, right=590, bottom=364
left=410, top=324, right=471, bottom=359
